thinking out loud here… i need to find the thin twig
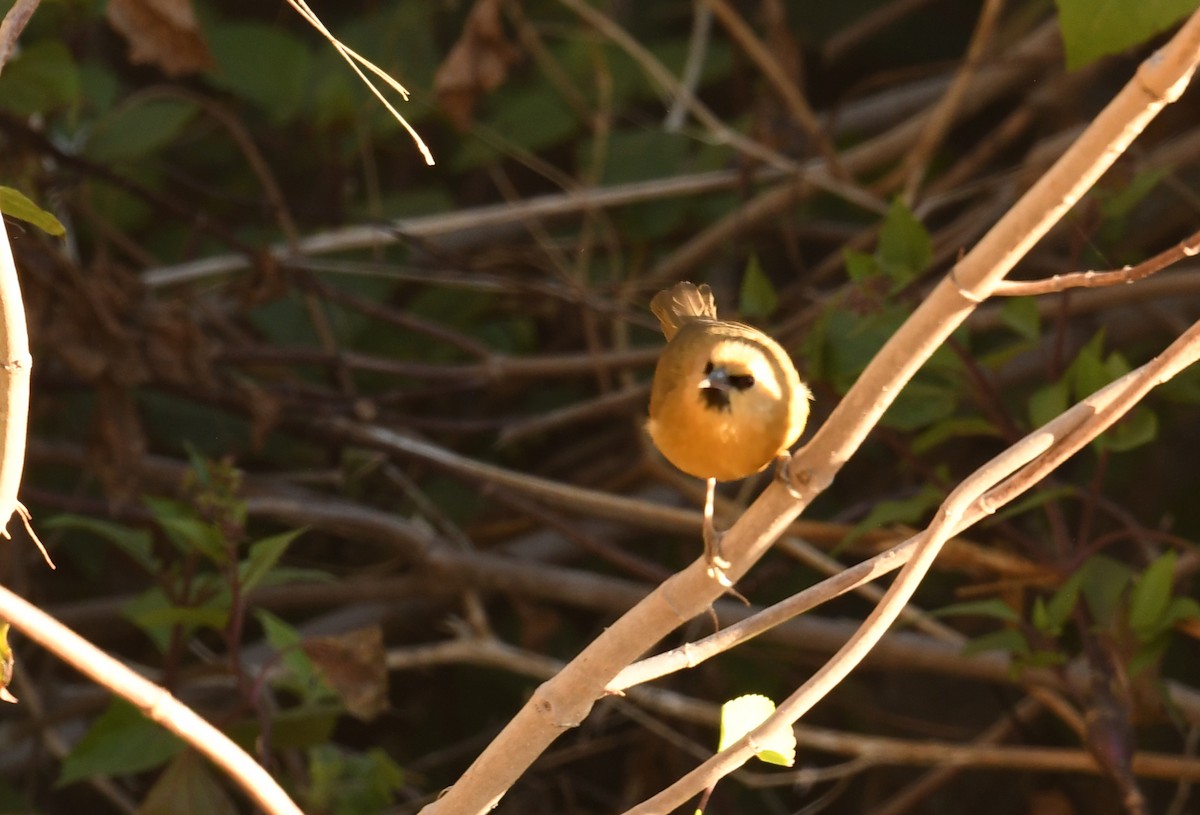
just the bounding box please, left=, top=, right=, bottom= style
left=702, top=0, right=846, bottom=177
left=993, top=226, right=1200, bottom=296
left=664, top=2, right=712, bottom=132
left=895, top=0, right=1006, bottom=203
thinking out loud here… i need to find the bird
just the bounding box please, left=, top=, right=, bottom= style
left=647, top=281, right=810, bottom=585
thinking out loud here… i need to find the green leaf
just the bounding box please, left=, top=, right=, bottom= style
left=1054, top=0, right=1199, bottom=70
left=912, top=417, right=1001, bottom=454
left=124, top=587, right=230, bottom=648
left=257, top=608, right=302, bottom=650
left=1166, top=596, right=1200, bottom=626
left=85, top=99, right=199, bottom=162
left=998, top=297, right=1040, bottom=342
left=305, top=745, right=406, bottom=815
left=843, top=248, right=879, bottom=284
left=841, top=485, right=942, bottom=550
left=1098, top=407, right=1158, bottom=453
left=962, top=628, right=1031, bottom=658
left=138, top=751, right=237, bottom=815
left=206, top=23, right=314, bottom=124
left=987, top=485, right=1076, bottom=525
left=239, top=528, right=304, bottom=593
left=58, top=699, right=184, bottom=786
left=1038, top=570, right=1084, bottom=636
left=145, top=497, right=228, bottom=564
left=256, top=610, right=336, bottom=705
left=809, top=306, right=904, bottom=391
left=455, top=87, right=582, bottom=170
left=0, top=187, right=65, bottom=235
left=876, top=198, right=932, bottom=288
left=1129, top=551, right=1176, bottom=638
left=44, top=514, right=157, bottom=571
left=739, top=255, right=777, bottom=319
left=933, top=598, right=1020, bottom=623
left=234, top=704, right=340, bottom=750
left=1100, top=168, right=1167, bottom=220
left=1028, top=381, right=1069, bottom=428
left=718, top=694, right=795, bottom=767
left=882, top=379, right=959, bottom=431
left=0, top=40, right=79, bottom=116
left=1128, top=639, right=1168, bottom=677
left=0, top=623, right=14, bottom=703
left=1080, top=554, right=1132, bottom=626
left=1066, top=331, right=1110, bottom=399
left=159, top=516, right=227, bottom=563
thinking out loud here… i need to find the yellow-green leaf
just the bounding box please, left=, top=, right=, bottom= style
left=719, top=694, right=796, bottom=767
left=0, top=187, right=65, bottom=236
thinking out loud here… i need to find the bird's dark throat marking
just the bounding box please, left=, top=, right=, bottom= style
left=701, top=387, right=732, bottom=412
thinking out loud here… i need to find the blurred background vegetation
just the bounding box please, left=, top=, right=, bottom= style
left=1, top=0, right=1200, bottom=812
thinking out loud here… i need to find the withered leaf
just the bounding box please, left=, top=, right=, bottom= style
left=434, top=0, right=521, bottom=130
left=302, top=626, right=389, bottom=722
left=106, top=0, right=215, bottom=77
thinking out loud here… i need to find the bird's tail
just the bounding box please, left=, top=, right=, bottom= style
left=650, top=282, right=718, bottom=340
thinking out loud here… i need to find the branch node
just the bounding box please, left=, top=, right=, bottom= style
left=948, top=266, right=986, bottom=303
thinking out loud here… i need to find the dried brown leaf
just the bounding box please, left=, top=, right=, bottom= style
left=302, top=626, right=389, bottom=721
left=106, top=0, right=214, bottom=77
left=434, top=0, right=521, bottom=130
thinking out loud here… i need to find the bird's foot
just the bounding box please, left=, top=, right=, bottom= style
left=702, top=519, right=748, bottom=604
left=775, top=453, right=807, bottom=501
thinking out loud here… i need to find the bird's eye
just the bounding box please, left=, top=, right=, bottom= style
left=730, top=374, right=755, bottom=390
left=704, top=361, right=714, bottom=375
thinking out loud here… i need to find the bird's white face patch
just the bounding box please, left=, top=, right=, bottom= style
left=699, top=341, right=784, bottom=396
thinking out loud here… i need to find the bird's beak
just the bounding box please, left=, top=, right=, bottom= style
left=699, top=367, right=731, bottom=392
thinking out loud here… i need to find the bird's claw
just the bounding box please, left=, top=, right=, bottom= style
left=775, top=453, right=807, bottom=501
left=701, top=521, right=748, bottom=603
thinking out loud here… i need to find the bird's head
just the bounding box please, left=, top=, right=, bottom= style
left=696, top=339, right=785, bottom=414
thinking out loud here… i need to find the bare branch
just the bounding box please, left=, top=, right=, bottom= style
left=993, top=225, right=1200, bottom=296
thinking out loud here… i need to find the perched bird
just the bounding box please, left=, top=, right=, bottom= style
left=647, top=281, right=810, bottom=581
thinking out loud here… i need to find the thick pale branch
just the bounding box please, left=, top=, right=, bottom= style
left=0, top=189, right=31, bottom=548
left=0, top=586, right=303, bottom=814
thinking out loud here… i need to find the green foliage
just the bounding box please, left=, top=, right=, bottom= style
left=206, top=22, right=315, bottom=125
left=842, top=484, right=943, bottom=550
left=239, top=529, right=306, bottom=593
left=843, top=198, right=932, bottom=290
left=1026, top=330, right=1159, bottom=453
left=1055, top=0, right=1200, bottom=69
left=933, top=598, right=1021, bottom=623
left=304, top=745, right=406, bottom=815
left=738, top=255, right=778, bottom=319
left=998, top=297, right=1040, bottom=342
left=45, top=514, right=156, bottom=570
left=877, top=198, right=933, bottom=289
left=84, top=99, right=200, bottom=163
left=255, top=609, right=340, bottom=708
left=139, top=751, right=238, bottom=815
left=0, top=40, right=79, bottom=116
left=58, top=699, right=186, bottom=786
left=963, top=551, right=1200, bottom=680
